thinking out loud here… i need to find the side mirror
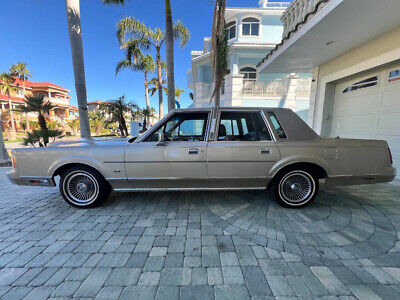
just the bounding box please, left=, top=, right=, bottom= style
left=155, top=131, right=167, bottom=146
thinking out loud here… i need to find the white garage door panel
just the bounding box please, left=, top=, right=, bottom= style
left=381, top=89, right=400, bottom=113
left=331, top=66, right=400, bottom=178
left=330, top=115, right=379, bottom=138
left=332, top=93, right=380, bottom=117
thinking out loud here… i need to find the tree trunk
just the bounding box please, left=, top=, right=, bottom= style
left=8, top=97, right=16, bottom=132
left=0, top=111, right=10, bottom=164
left=156, top=47, right=163, bottom=120
left=165, top=0, right=175, bottom=112
left=143, top=116, right=147, bottom=131
left=23, top=81, right=30, bottom=132
left=65, top=0, right=91, bottom=139
left=213, top=68, right=220, bottom=107
left=38, top=113, right=48, bottom=131
left=144, top=72, right=150, bottom=110
left=96, top=127, right=101, bottom=136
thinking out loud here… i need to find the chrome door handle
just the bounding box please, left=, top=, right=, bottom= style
left=260, top=149, right=271, bottom=154
left=188, top=148, right=199, bottom=155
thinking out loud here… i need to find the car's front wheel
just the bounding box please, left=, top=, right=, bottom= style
left=59, top=166, right=110, bottom=208
left=271, top=168, right=318, bottom=208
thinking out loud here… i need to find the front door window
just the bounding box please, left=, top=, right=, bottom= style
left=145, top=112, right=209, bottom=142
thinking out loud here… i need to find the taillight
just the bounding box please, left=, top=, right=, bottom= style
left=388, top=147, right=393, bottom=165
left=11, top=156, right=16, bottom=170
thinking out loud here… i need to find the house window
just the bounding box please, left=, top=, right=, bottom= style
left=242, top=17, right=260, bottom=36
left=389, top=70, right=400, bottom=83
left=225, top=21, right=236, bottom=40
left=240, top=67, right=257, bottom=81
left=342, top=76, right=378, bottom=93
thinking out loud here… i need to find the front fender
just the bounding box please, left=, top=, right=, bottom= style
left=49, top=155, right=107, bottom=179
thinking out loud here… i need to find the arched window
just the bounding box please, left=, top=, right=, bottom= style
left=225, top=21, right=236, bottom=40
left=242, top=17, right=260, bottom=36
left=240, top=67, right=257, bottom=80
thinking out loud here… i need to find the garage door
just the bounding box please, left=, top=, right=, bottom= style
left=330, top=65, right=400, bottom=177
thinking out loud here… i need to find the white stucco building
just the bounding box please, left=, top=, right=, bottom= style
left=187, top=0, right=312, bottom=121
left=257, top=0, right=400, bottom=176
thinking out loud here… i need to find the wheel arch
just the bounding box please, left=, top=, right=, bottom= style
left=50, top=157, right=108, bottom=183
left=268, top=161, right=328, bottom=188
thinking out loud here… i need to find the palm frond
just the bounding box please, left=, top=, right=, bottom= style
left=116, top=17, right=149, bottom=46
left=173, top=21, right=190, bottom=47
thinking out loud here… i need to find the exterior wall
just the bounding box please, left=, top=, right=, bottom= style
left=310, top=26, right=400, bottom=134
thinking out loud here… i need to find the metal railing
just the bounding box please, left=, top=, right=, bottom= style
left=242, top=79, right=284, bottom=97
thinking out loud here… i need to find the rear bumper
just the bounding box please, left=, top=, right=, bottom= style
left=326, top=166, right=397, bottom=187
left=7, top=170, right=56, bottom=187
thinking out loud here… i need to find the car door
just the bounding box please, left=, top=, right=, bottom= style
left=207, top=109, right=281, bottom=188
left=124, top=110, right=211, bottom=189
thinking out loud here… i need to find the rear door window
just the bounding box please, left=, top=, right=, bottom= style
left=217, top=111, right=271, bottom=141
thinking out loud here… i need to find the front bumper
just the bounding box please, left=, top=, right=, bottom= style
left=7, top=170, right=56, bottom=187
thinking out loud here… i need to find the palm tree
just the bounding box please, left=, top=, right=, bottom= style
left=68, top=119, right=80, bottom=136
left=18, top=94, right=55, bottom=131
left=211, top=0, right=229, bottom=107
left=65, top=0, right=91, bottom=138
left=116, top=48, right=155, bottom=111
left=0, top=73, right=18, bottom=132
left=175, top=87, right=184, bottom=109
left=148, top=77, right=168, bottom=98
left=116, top=18, right=189, bottom=119
left=89, top=111, right=106, bottom=136
left=137, top=107, right=156, bottom=131
left=0, top=111, right=10, bottom=164
left=165, top=0, right=175, bottom=113
left=10, top=63, right=32, bottom=131
left=100, top=96, right=132, bottom=137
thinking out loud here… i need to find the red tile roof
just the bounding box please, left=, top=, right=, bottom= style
left=0, top=95, right=25, bottom=103
left=3, top=77, right=69, bottom=91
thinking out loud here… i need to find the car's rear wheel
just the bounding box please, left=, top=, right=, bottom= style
left=271, top=168, right=319, bottom=208
left=59, top=166, right=110, bottom=208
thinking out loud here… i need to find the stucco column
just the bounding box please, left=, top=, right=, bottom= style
left=48, top=91, right=51, bottom=99
left=224, top=74, right=245, bottom=107
left=282, top=74, right=299, bottom=111
left=230, top=54, right=239, bottom=75
left=65, top=108, right=70, bottom=119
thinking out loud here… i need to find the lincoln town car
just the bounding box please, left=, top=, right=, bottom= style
left=7, top=108, right=396, bottom=208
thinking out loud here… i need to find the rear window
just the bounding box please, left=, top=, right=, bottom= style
left=268, top=112, right=287, bottom=139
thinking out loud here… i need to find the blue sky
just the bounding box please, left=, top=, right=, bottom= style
left=0, top=0, right=289, bottom=112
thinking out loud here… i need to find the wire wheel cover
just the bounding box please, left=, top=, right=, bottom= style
left=279, top=171, right=314, bottom=203
left=64, top=172, right=99, bottom=205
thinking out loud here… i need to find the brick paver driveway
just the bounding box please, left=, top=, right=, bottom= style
left=1, top=167, right=400, bottom=299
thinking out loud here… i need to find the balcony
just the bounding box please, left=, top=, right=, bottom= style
left=281, top=0, right=329, bottom=39
left=242, top=79, right=284, bottom=97
left=195, top=76, right=311, bottom=101
left=44, top=96, right=69, bottom=106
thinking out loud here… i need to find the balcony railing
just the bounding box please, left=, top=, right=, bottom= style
left=264, top=2, right=291, bottom=8
left=44, top=96, right=69, bottom=105
left=281, top=0, right=329, bottom=38
left=242, top=79, right=284, bottom=97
